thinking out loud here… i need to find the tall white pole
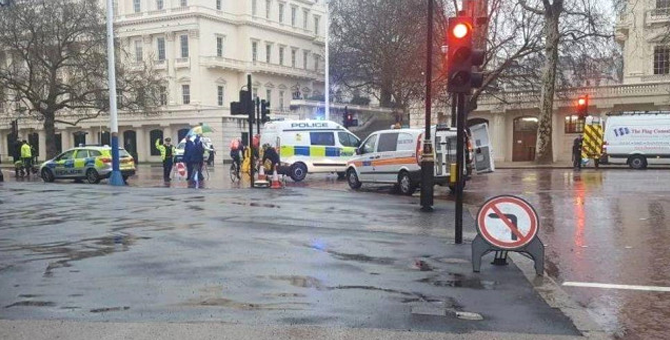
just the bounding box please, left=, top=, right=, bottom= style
left=324, top=1, right=330, bottom=121
left=106, top=0, right=124, bottom=186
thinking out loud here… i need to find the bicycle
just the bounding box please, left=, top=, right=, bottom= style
left=229, top=162, right=240, bottom=183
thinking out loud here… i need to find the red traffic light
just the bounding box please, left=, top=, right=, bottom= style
left=452, top=23, right=470, bottom=39
left=577, top=97, right=586, bottom=106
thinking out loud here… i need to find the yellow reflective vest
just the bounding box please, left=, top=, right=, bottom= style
left=155, top=139, right=175, bottom=161
left=20, top=144, right=32, bottom=158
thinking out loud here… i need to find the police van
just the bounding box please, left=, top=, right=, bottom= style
left=260, top=120, right=361, bottom=181
left=601, top=111, right=670, bottom=169
left=346, top=123, right=494, bottom=195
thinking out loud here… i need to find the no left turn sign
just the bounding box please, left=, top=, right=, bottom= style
left=476, top=195, right=539, bottom=250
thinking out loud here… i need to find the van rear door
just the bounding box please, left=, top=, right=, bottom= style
left=470, top=123, right=495, bottom=174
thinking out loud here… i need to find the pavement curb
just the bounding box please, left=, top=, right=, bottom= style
left=508, top=253, right=610, bottom=340
left=0, top=320, right=588, bottom=340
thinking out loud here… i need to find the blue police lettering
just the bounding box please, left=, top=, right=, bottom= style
left=291, top=122, right=328, bottom=128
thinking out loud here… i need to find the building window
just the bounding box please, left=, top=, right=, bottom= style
left=157, top=37, right=165, bottom=61
left=252, top=41, right=258, bottom=62
left=252, top=0, right=257, bottom=16
left=291, top=49, right=296, bottom=68
left=156, top=0, right=164, bottom=10
left=180, top=35, right=189, bottom=58
left=291, top=6, right=297, bottom=26
left=180, top=0, right=187, bottom=7
left=314, top=54, right=319, bottom=71
left=218, top=86, right=224, bottom=106
left=565, top=115, right=585, bottom=134
left=133, top=0, right=140, bottom=13
left=653, top=45, right=670, bottom=75
left=149, top=130, right=164, bottom=156
left=279, top=46, right=284, bottom=65
left=265, top=44, right=271, bottom=63
left=266, top=89, right=272, bottom=103
left=657, top=0, right=670, bottom=9
left=182, top=85, right=190, bottom=104
left=314, top=15, right=320, bottom=35
left=303, top=9, right=308, bottom=29
left=265, top=0, right=271, bottom=19
left=278, top=3, right=284, bottom=22
left=159, top=86, right=167, bottom=106
left=279, top=90, right=284, bottom=110
left=134, top=40, right=143, bottom=63
left=216, top=0, right=222, bottom=10
left=217, top=37, right=223, bottom=57
left=303, top=50, right=308, bottom=69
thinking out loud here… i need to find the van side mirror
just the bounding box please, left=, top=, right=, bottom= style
left=355, top=148, right=361, bottom=155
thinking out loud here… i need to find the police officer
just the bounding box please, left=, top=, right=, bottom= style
left=20, top=140, right=32, bottom=176
left=262, top=144, right=280, bottom=173
left=155, top=137, right=176, bottom=181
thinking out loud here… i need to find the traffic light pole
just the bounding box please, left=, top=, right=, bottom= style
left=255, top=97, right=261, bottom=135
left=420, top=0, right=434, bottom=212
left=247, top=75, right=255, bottom=188
left=455, top=93, right=466, bottom=244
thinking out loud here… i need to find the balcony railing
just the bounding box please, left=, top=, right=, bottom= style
left=200, top=56, right=248, bottom=71
left=175, top=57, right=190, bottom=68
left=646, top=8, right=670, bottom=24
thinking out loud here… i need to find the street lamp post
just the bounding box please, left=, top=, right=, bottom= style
left=106, top=0, right=124, bottom=186
left=324, top=0, right=330, bottom=121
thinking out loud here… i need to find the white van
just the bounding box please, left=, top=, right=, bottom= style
left=602, top=112, right=670, bottom=169
left=346, top=123, right=494, bottom=195
left=260, top=120, right=360, bottom=181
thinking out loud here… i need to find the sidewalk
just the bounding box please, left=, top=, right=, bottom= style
left=496, top=161, right=573, bottom=169
left=0, top=183, right=596, bottom=339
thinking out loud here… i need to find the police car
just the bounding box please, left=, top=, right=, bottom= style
left=40, top=146, right=136, bottom=184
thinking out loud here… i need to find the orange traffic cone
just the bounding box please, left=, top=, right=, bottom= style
left=271, top=168, right=282, bottom=189
left=258, top=164, right=267, bottom=181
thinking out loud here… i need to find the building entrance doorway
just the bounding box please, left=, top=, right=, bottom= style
left=513, top=117, right=538, bottom=162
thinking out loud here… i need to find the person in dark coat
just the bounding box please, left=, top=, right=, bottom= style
left=262, top=144, right=280, bottom=172
left=572, top=135, right=583, bottom=170
left=183, top=136, right=195, bottom=181
left=184, top=135, right=204, bottom=182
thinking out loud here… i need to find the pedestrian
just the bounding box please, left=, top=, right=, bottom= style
left=155, top=137, right=176, bottom=182
left=184, top=135, right=205, bottom=182
left=183, top=136, right=195, bottom=181
left=262, top=143, right=280, bottom=173
left=20, top=140, right=32, bottom=176
left=572, top=135, right=583, bottom=170
left=207, top=143, right=215, bottom=166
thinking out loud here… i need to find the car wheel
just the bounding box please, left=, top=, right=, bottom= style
left=86, top=168, right=101, bottom=184
left=336, top=172, right=346, bottom=180
left=398, top=171, right=416, bottom=196
left=289, top=163, right=308, bottom=182
left=629, top=155, right=647, bottom=170
left=41, top=168, right=55, bottom=183
left=347, top=168, right=362, bottom=189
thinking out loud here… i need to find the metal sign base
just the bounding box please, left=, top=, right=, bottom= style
left=472, top=234, right=545, bottom=276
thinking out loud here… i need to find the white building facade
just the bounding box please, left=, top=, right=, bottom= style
left=1, top=0, right=326, bottom=163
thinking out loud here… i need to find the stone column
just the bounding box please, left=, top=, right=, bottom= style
left=135, top=126, right=147, bottom=163
left=166, top=32, right=177, bottom=105
left=189, top=29, right=201, bottom=105
left=492, top=112, right=507, bottom=162
left=38, top=130, right=46, bottom=162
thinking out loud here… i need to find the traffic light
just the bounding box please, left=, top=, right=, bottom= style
left=230, top=90, right=251, bottom=116
left=446, top=15, right=485, bottom=94
left=343, top=106, right=356, bottom=127
left=261, top=100, right=271, bottom=123
left=577, top=95, right=588, bottom=118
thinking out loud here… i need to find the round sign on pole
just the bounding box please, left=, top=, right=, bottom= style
left=476, top=195, right=539, bottom=250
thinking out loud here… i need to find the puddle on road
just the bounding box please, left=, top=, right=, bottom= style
left=417, top=274, right=496, bottom=290
left=187, top=297, right=309, bottom=311
left=17, top=294, right=41, bottom=298
left=269, top=275, right=326, bottom=290
left=304, top=244, right=396, bottom=265
left=5, top=301, right=55, bottom=308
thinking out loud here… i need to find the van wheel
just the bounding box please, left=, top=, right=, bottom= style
left=86, top=168, right=101, bottom=184
left=347, top=168, right=362, bottom=189
left=629, top=155, right=647, bottom=170
left=289, top=163, right=308, bottom=182
left=398, top=171, right=416, bottom=196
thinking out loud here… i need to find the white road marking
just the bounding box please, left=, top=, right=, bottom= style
left=563, top=282, right=670, bottom=292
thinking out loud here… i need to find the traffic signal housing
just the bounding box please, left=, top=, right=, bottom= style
left=577, top=95, right=588, bottom=118
left=261, top=100, right=271, bottom=123
left=343, top=107, right=357, bottom=127
left=446, top=16, right=485, bottom=94
left=230, top=90, right=251, bottom=116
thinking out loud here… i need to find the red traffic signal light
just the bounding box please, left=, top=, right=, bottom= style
left=577, top=95, right=588, bottom=118
left=446, top=16, right=485, bottom=94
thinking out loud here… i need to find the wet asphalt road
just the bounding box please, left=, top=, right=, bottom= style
left=0, top=177, right=578, bottom=336
left=4, top=164, right=670, bottom=339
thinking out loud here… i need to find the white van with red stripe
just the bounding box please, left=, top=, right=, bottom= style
left=346, top=124, right=494, bottom=195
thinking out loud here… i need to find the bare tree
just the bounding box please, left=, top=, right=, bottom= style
left=0, top=0, right=163, bottom=158
left=519, top=0, right=613, bottom=163
left=329, top=0, right=450, bottom=116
